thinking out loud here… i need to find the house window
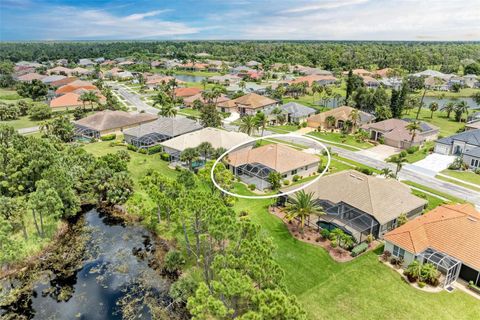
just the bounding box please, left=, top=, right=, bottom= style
left=471, top=159, right=479, bottom=168
left=291, top=169, right=297, bottom=175
left=392, top=245, right=405, bottom=259
left=282, top=174, right=287, bottom=178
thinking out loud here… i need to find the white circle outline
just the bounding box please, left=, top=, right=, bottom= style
left=210, top=133, right=331, bottom=199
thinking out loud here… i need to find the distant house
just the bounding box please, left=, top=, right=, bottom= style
left=289, top=74, right=337, bottom=86
left=209, top=74, right=241, bottom=85
left=16, top=73, right=45, bottom=82
left=174, top=87, right=202, bottom=98
left=71, top=67, right=91, bottom=76
left=116, top=71, right=134, bottom=80
left=49, top=92, right=105, bottom=110
left=41, top=75, right=66, bottom=85
left=292, top=65, right=333, bottom=76
left=48, top=66, right=73, bottom=76
left=374, top=68, right=394, bottom=78
left=94, top=57, right=105, bottom=63
left=78, top=59, right=95, bottom=67
left=182, top=93, right=230, bottom=108
left=218, top=93, right=277, bottom=116
left=379, top=77, right=402, bottom=90
left=424, top=76, right=449, bottom=91
left=55, top=80, right=98, bottom=95
left=307, top=106, right=375, bottom=131
left=226, top=82, right=267, bottom=94
left=413, top=69, right=449, bottom=78
left=246, top=60, right=261, bottom=68
left=384, top=203, right=480, bottom=287
left=50, top=77, right=77, bottom=87
left=463, top=74, right=479, bottom=88
left=74, top=111, right=157, bottom=138
left=160, top=127, right=254, bottom=161
left=342, top=69, right=373, bottom=77
left=269, top=102, right=316, bottom=124
left=361, top=75, right=380, bottom=88
left=362, top=118, right=439, bottom=149
left=281, top=170, right=427, bottom=241
left=227, top=144, right=320, bottom=190
left=123, top=116, right=203, bottom=148
left=434, top=129, right=480, bottom=170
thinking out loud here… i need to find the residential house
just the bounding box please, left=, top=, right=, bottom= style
left=424, top=76, right=449, bottom=91
left=160, top=127, right=254, bottom=161
left=292, top=65, right=333, bottom=76
left=50, top=77, right=77, bottom=87
left=218, top=93, right=277, bottom=116
left=384, top=203, right=480, bottom=287
left=281, top=170, right=427, bottom=241
left=307, top=106, right=375, bottom=131
left=361, top=75, right=380, bottom=88
left=16, top=73, right=45, bottom=82
left=246, top=60, right=261, bottom=68
left=41, top=75, right=66, bottom=85
left=55, top=80, right=98, bottom=95
left=75, top=110, right=157, bottom=138
left=434, top=129, right=480, bottom=169
left=374, top=68, right=394, bottom=78
left=182, top=93, right=230, bottom=108
left=362, top=118, right=439, bottom=149
left=226, top=82, right=267, bottom=94
left=71, top=67, right=91, bottom=76
left=465, top=121, right=480, bottom=131
left=209, top=74, right=241, bottom=85
left=268, top=102, right=316, bottom=124
left=174, top=87, right=202, bottom=99
left=49, top=92, right=105, bottom=110
left=78, top=59, right=95, bottom=67
left=227, top=144, right=320, bottom=190
left=463, top=74, right=479, bottom=88
left=289, top=75, right=337, bottom=86
left=116, top=71, right=134, bottom=81
left=123, top=116, right=203, bottom=148
left=48, top=66, right=73, bottom=76
left=342, top=69, right=373, bottom=77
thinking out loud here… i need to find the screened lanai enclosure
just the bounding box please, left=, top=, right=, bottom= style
left=417, top=248, right=462, bottom=288
left=75, top=124, right=100, bottom=139
left=126, top=132, right=171, bottom=148
left=233, top=162, right=274, bottom=190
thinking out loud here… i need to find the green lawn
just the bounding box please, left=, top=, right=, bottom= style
left=178, top=108, right=201, bottom=118
left=0, top=88, right=22, bottom=101
left=404, top=141, right=434, bottom=163
left=0, top=115, right=40, bottom=130
left=403, top=108, right=464, bottom=137
left=234, top=195, right=480, bottom=320
left=402, top=180, right=467, bottom=204
left=421, top=87, right=480, bottom=98
left=267, top=125, right=300, bottom=133
left=308, top=131, right=374, bottom=150
left=436, top=169, right=480, bottom=192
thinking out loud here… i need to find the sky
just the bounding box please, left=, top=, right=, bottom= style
left=1, top=0, right=479, bottom=41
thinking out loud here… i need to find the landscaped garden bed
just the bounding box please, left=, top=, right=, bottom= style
left=269, top=206, right=378, bottom=262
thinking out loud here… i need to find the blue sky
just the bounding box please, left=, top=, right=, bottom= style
left=1, top=0, right=479, bottom=40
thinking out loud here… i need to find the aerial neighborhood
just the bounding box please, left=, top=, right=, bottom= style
left=1, top=41, right=480, bottom=319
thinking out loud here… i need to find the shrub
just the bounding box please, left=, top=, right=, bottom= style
left=292, top=175, right=300, bottom=182
left=163, top=250, right=186, bottom=276
left=330, top=239, right=338, bottom=248
left=381, top=250, right=392, bottom=262
left=301, top=122, right=307, bottom=128
left=147, top=145, right=163, bottom=154
left=127, top=144, right=138, bottom=152
left=355, top=167, right=372, bottom=175
left=160, top=152, right=170, bottom=161
left=399, top=150, right=408, bottom=158
left=138, top=148, right=148, bottom=154
left=351, top=242, right=368, bottom=257
left=100, top=133, right=116, bottom=141
left=28, top=103, right=52, bottom=120
left=468, top=281, right=480, bottom=294
left=475, top=168, right=480, bottom=175
left=418, top=281, right=426, bottom=288
left=366, top=233, right=374, bottom=244
left=248, top=184, right=256, bottom=191
left=320, top=228, right=330, bottom=240
left=283, top=179, right=290, bottom=185
left=404, top=260, right=421, bottom=282
left=406, top=146, right=419, bottom=154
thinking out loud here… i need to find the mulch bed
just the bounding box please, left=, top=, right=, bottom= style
left=269, top=206, right=379, bottom=263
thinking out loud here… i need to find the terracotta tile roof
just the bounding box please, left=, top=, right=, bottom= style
left=384, top=204, right=480, bottom=270
left=50, top=77, right=78, bottom=87
left=307, top=106, right=374, bottom=125
left=283, top=170, right=427, bottom=225
left=228, top=143, right=319, bottom=174
left=374, top=68, right=393, bottom=78
left=17, top=73, right=45, bottom=82
left=50, top=92, right=105, bottom=108
left=55, top=80, right=97, bottom=95
left=75, top=110, right=157, bottom=132
left=174, top=87, right=202, bottom=98
left=183, top=93, right=230, bottom=106
left=362, top=119, right=438, bottom=143
left=290, top=75, right=337, bottom=86
left=230, top=93, right=277, bottom=110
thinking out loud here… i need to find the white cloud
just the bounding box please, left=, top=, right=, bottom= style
left=281, top=0, right=369, bottom=13
left=30, top=6, right=199, bottom=39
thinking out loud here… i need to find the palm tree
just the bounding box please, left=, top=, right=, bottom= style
left=441, top=101, right=455, bottom=119
left=201, top=78, right=209, bottom=90
left=159, top=104, right=177, bottom=117
left=380, top=167, right=394, bottom=179
left=406, top=120, right=422, bottom=144
left=197, top=142, right=214, bottom=161
left=349, top=108, right=360, bottom=133
left=180, top=148, right=199, bottom=170
left=388, top=153, right=407, bottom=179
left=455, top=101, right=469, bottom=123
left=429, top=102, right=438, bottom=118
left=238, top=115, right=258, bottom=136
left=239, top=81, right=246, bottom=92
left=311, top=82, right=322, bottom=104
left=255, top=112, right=268, bottom=136
left=285, top=190, right=324, bottom=235
left=325, top=115, right=336, bottom=129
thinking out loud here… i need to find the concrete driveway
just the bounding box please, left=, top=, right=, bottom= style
left=404, top=153, right=455, bottom=177
left=356, top=145, right=401, bottom=161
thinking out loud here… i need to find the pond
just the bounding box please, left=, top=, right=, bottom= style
left=0, top=209, right=181, bottom=320
left=174, top=74, right=207, bottom=83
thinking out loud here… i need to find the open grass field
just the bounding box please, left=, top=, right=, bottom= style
left=233, top=193, right=480, bottom=320
left=0, top=115, right=40, bottom=130
left=403, top=108, right=465, bottom=137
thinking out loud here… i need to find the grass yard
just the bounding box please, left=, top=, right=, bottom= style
left=0, top=115, right=40, bottom=130
left=404, top=141, right=434, bottom=163
left=402, top=180, right=467, bottom=204
left=403, top=108, right=464, bottom=137
left=233, top=194, right=480, bottom=320
left=307, top=131, right=374, bottom=150
left=436, top=169, right=480, bottom=192
left=178, top=108, right=201, bottom=118
left=0, top=88, right=22, bottom=101
left=267, top=125, right=300, bottom=133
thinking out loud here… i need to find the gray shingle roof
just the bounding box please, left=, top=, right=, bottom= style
left=279, top=102, right=316, bottom=118
left=123, top=116, right=202, bottom=138
left=464, top=146, right=480, bottom=158
left=436, top=129, right=480, bottom=146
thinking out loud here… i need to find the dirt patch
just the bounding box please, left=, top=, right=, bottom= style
left=269, top=206, right=379, bottom=262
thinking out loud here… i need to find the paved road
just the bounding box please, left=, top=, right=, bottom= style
left=108, top=82, right=160, bottom=115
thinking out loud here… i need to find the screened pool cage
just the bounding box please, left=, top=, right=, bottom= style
left=75, top=125, right=99, bottom=139
left=129, top=132, right=171, bottom=148
left=418, top=248, right=461, bottom=287
left=234, top=162, right=274, bottom=190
